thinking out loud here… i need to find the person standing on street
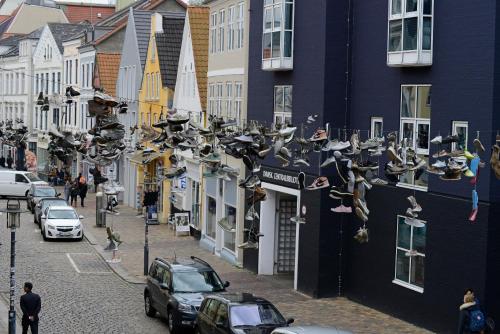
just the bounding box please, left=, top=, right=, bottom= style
left=20, top=282, right=41, bottom=334
left=70, top=182, right=79, bottom=207
left=79, top=180, right=88, bottom=207
left=64, top=180, right=71, bottom=204
left=6, top=153, right=13, bottom=169
left=0, top=155, right=5, bottom=168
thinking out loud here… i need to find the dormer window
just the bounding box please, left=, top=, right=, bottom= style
left=262, top=0, right=294, bottom=71
left=387, top=0, right=433, bottom=67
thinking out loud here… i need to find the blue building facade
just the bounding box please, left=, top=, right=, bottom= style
left=246, top=0, right=500, bottom=332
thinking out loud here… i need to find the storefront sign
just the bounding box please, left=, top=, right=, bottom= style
left=259, top=166, right=299, bottom=188
left=175, top=212, right=190, bottom=234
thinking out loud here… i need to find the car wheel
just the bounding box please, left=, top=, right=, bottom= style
left=167, top=310, right=178, bottom=334
left=144, top=294, right=156, bottom=317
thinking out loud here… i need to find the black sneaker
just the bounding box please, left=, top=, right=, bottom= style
left=66, top=86, right=81, bottom=97
left=441, top=135, right=459, bottom=144
left=36, top=92, right=44, bottom=106
left=42, top=97, right=49, bottom=111
left=298, top=172, right=305, bottom=190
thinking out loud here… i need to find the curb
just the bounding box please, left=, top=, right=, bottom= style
left=84, top=228, right=146, bottom=285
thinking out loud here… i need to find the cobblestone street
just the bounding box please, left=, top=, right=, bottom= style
left=0, top=198, right=169, bottom=334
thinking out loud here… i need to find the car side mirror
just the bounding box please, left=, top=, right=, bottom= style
left=223, top=281, right=230, bottom=288
left=286, top=318, right=294, bottom=325
left=79, top=215, right=84, bottom=219
left=159, top=283, right=170, bottom=291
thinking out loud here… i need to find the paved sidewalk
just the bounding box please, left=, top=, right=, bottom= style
left=73, top=191, right=432, bottom=334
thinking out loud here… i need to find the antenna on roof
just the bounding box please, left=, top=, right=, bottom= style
left=173, top=251, right=177, bottom=263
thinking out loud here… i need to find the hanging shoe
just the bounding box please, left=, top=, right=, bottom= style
left=430, top=135, right=442, bottom=145
left=306, top=176, right=329, bottom=190
left=298, top=172, right=305, bottom=190
left=66, top=85, right=80, bottom=97
left=469, top=208, right=478, bottom=222
left=42, top=97, right=49, bottom=111
left=290, top=215, right=306, bottom=224
left=441, top=135, right=459, bottom=144
left=354, top=226, right=369, bottom=243
left=473, top=138, right=485, bottom=153
left=407, top=195, right=422, bottom=212
left=309, top=128, right=327, bottom=142
left=406, top=207, right=418, bottom=218
left=331, top=204, right=352, bottom=213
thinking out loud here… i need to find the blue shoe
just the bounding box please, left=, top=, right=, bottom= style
left=469, top=157, right=480, bottom=176
left=472, top=189, right=478, bottom=210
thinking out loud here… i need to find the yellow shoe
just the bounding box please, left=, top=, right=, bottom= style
left=464, top=150, right=474, bottom=160
left=464, top=169, right=475, bottom=177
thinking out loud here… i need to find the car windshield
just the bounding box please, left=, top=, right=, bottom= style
left=48, top=210, right=77, bottom=219
left=230, top=304, right=285, bottom=327
left=34, top=188, right=56, bottom=197
left=25, top=173, right=42, bottom=182
left=172, top=271, right=224, bottom=293
left=41, top=200, right=67, bottom=210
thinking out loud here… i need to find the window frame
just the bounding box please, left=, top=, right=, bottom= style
left=387, top=0, right=434, bottom=66
left=234, top=82, right=242, bottom=124
left=262, top=0, right=294, bottom=70
left=210, top=12, right=218, bottom=54
left=452, top=121, right=468, bottom=152
left=273, top=85, right=292, bottom=126
left=370, top=117, right=384, bottom=138
left=228, top=6, right=235, bottom=50
left=398, top=84, right=431, bottom=191
left=237, top=2, right=245, bottom=49
left=205, top=194, right=217, bottom=240
left=393, top=215, right=426, bottom=293
left=218, top=9, right=226, bottom=53
left=226, top=82, right=233, bottom=118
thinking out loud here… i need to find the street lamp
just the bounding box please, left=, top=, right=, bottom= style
left=2, top=200, right=23, bottom=334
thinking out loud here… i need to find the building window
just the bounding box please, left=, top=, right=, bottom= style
left=151, top=39, right=156, bottom=62
left=45, top=73, right=49, bottom=94
left=57, top=72, right=61, bottom=94
left=371, top=117, right=384, bottom=138
left=208, top=83, right=216, bottom=116
left=157, top=72, right=161, bottom=98
left=147, top=73, right=151, bottom=100
left=262, top=0, right=294, bottom=70
left=216, top=83, right=223, bottom=116
left=223, top=205, right=236, bottom=251
left=210, top=13, right=217, bottom=54
left=273, top=85, right=292, bottom=126
left=234, top=82, right=242, bottom=123
left=228, top=6, right=235, bottom=50
left=387, top=0, right=433, bottom=66
left=190, top=180, right=200, bottom=229
left=218, top=9, right=225, bottom=52
left=152, top=73, right=156, bottom=100
left=452, top=121, right=468, bottom=151
left=51, top=73, right=55, bottom=94
left=53, top=108, right=59, bottom=126
left=393, top=215, right=426, bottom=293
left=86, top=64, right=90, bottom=87
left=399, top=85, right=431, bottom=189
left=237, top=2, right=244, bottom=48
left=226, top=82, right=233, bottom=118
left=69, top=60, right=73, bottom=84
left=206, top=195, right=217, bottom=239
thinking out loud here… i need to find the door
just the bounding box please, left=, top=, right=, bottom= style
left=15, top=173, right=30, bottom=196
left=200, top=299, right=219, bottom=334
left=213, top=303, right=230, bottom=334
left=275, top=195, right=296, bottom=274
left=152, top=266, right=169, bottom=316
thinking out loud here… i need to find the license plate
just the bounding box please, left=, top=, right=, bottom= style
left=59, top=232, right=72, bottom=236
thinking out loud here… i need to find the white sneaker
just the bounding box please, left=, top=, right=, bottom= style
left=431, top=135, right=442, bottom=144
left=432, top=160, right=446, bottom=168
left=370, top=178, right=388, bottom=185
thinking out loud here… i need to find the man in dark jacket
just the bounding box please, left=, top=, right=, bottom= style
left=20, top=282, right=41, bottom=334
left=6, top=153, right=13, bottom=169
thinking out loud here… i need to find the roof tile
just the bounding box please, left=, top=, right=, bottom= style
left=156, top=16, right=185, bottom=89
left=188, top=6, right=209, bottom=111
left=95, top=53, right=121, bottom=96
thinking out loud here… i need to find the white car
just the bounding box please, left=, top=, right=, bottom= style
left=272, top=326, right=353, bottom=334
left=40, top=206, right=84, bottom=241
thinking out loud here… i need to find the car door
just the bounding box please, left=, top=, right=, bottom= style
left=199, top=299, right=219, bottom=334
left=14, top=173, right=30, bottom=196
left=159, top=268, right=173, bottom=314
left=213, top=303, right=230, bottom=334
left=152, top=265, right=169, bottom=316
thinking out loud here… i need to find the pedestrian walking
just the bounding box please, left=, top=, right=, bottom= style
left=79, top=181, right=88, bottom=207
left=0, top=155, right=5, bottom=168
left=458, top=290, right=486, bottom=334
left=64, top=180, right=71, bottom=204
left=6, top=153, right=13, bottom=169
left=70, top=182, right=79, bottom=207
left=20, top=282, right=41, bottom=334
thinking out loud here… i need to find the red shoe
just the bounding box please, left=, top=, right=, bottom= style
left=469, top=209, right=478, bottom=222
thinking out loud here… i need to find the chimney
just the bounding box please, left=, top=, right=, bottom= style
left=153, top=13, right=163, bottom=34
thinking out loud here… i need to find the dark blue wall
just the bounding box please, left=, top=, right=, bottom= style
left=350, top=0, right=497, bottom=202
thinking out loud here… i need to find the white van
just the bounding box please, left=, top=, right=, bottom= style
left=0, top=171, right=48, bottom=197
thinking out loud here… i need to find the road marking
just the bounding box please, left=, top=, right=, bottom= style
left=66, top=253, right=112, bottom=274
left=66, top=253, right=81, bottom=273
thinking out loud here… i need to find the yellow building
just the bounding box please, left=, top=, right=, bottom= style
left=136, top=13, right=186, bottom=223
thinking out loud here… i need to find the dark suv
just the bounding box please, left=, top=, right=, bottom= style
left=195, top=293, right=293, bottom=334
left=144, top=256, right=230, bottom=333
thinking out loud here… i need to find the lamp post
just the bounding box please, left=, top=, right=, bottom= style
left=3, top=200, right=22, bottom=334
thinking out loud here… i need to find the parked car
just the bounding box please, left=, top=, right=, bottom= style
left=27, top=184, right=59, bottom=213
left=40, top=206, right=84, bottom=241
left=195, top=293, right=293, bottom=334
left=34, top=197, right=68, bottom=225
left=0, top=171, right=47, bottom=197
left=144, top=256, right=230, bottom=333
left=272, top=326, right=353, bottom=334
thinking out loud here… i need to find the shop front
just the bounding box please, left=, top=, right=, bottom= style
left=200, top=171, right=243, bottom=266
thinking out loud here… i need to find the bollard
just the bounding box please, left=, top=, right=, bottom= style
left=95, top=191, right=106, bottom=227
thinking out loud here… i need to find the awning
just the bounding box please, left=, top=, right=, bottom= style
left=129, top=151, right=163, bottom=165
